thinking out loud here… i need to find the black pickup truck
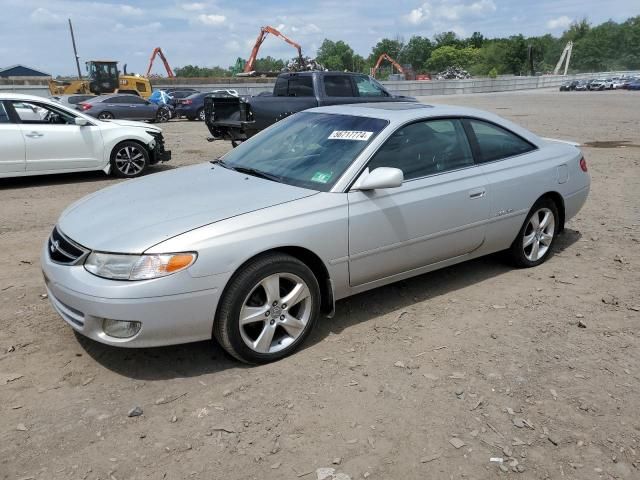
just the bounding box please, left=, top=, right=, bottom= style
left=204, top=71, right=416, bottom=145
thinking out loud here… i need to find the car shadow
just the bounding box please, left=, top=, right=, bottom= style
left=80, top=228, right=581, bottom=380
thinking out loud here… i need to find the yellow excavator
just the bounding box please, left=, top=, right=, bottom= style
left=48, top=60, right=152, bottom=99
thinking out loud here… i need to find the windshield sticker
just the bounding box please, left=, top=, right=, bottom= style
left=311, top=171, right=333, bottom=184
left=328, top=130, right=373, bottom=141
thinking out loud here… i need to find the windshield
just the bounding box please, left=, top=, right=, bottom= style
left=220, top=112, right=388, bottom=191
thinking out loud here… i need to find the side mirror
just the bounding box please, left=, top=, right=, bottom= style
left=74, top=117, right=89, bottom=126
left=352, top=167, right=404, bottom=191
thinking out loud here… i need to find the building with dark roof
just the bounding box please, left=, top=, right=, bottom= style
left=0, top=64, right=51, bottom=78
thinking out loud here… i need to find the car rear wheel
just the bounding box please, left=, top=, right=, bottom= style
left=98, top=111, right=114, bottom=120
left=110, top=141, right=149, bottom=178
left=508, top=198, right=558, bottom=268
left=214, top=253, right=320, bottom=364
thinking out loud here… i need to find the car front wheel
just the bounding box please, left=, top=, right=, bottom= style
left=197, top=108, right=205, bottom=121
left=110, top=141, right=149, bottom=178
left=214, top=253, right=320, bottom=364
left=98, top=111, right=114, bottom=120
left=508, top=198, right=558, bottom=268
left=155, top=107, right=170, bottom=123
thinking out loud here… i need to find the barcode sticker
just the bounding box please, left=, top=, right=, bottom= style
left=328, top=130, right=373, bottom=141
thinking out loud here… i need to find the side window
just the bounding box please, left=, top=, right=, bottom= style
left=10, top=101, right=76, bottom=124
left=354, top=75, right=387, bottom=97
left=324, top=75, right=354, bottom=97
left=127, top=96, right=147, bottom=104
left=274, top=77, right=288, bottom=96
left=368, top=119, right=474, bottom=180
left=105, top=96, right=125, bottom=104
left=288, top=76, right=314, bottom=97
left=467, top=119, right=536, bottom=162
left=0, top=102, right=11, bottom=123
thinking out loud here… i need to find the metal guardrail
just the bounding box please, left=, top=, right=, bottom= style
left=1, top=72, right=637, bottom=98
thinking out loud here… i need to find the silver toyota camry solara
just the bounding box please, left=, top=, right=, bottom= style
left=42, top=103, right=590, bottom=363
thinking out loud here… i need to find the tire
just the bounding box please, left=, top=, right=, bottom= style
left=508, top=198, right=559, bottom=268
left=110, top=141, right=149, bottom=178
left=197, top=108, right=205, bottom=121
left=214, top=253, right=321, bottom=364
left=155, top=107, right=170, bottom=123
left=98, top=111, right=114, bottom=120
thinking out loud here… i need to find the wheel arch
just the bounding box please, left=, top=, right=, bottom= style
left=215, top=246, right=335, bottom=325
left=538, top=191, right=565, bottom=232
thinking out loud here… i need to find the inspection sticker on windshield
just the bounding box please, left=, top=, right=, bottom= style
left=311, top=171, right=333, bottom=183
left=328, top=130, right=373, bottom=141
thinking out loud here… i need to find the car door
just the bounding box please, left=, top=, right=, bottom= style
left=0, top=101, right=26, bottom=174
left=128, top=96, right=156, bottom=120
left=9, top=100, right=104, bottom=172
left=351, top=75, right=398, bottom=104
left=463, top=118, right=543, bottom=251
left=100, top=96, right=131, bottom=119
left=347, top=118, right=490, bottom=287
left=319, top=74, right=361, bottom=106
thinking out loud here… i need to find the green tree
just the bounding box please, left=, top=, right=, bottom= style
left=399, top=36, right=433, bottom=71
left=434, top=31, right=461, bottom=48
left=467, top=32, right=485, bottom=49
left=368, top=38, right=404, bottom=65
left=426, top=46, right=479, bottom=71
left=503, top=34, right=528, bottom=74
left=316, top=39, right=364, bottom=71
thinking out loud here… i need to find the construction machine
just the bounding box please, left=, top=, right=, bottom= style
left=553, top=41, right=573, bottom=75
left=146, top=47, right=174, bottom=77
left=242, top=25, right=304, bottom=75
left=370, top=53, right=406, bottom=79
left=48, top=61, right=153, bottom=98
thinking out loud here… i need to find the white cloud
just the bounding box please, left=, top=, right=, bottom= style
left=224, top=40, right=241, bottom=51
left=181, top=2, right=206, bottom=11
left=547, top=15, right=572, bottom=29
left=197, top=13, right=226, bottom=25
left=290, top=23, right=321, bottom=34
left=404, top=0, right=495, bottom=24
left=114, top=21, right=162, bottom=33
left=30, top=7, right=64, bottom=25
left=119, top=5, right=143, bottom=16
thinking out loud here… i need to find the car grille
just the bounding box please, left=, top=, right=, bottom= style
left=48, top=227, right=89, bottom=265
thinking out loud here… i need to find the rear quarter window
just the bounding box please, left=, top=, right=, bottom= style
left=324, top=75, right=354, bottom=97
left=466, top=119, right=536, bottom=162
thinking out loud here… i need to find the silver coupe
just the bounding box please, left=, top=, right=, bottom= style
left=41, top=103, right=590, bottom=363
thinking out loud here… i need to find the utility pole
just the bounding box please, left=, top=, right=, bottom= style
left=68, top=18, right=82, bottom=79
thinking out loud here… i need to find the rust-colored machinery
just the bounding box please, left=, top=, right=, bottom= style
left=244, top=26, right=304, bottom=74
left=146, top=47, right=174, bottom=78
left=370, top=53, right=405, bottom=79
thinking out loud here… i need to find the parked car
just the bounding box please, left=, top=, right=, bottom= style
left=574, top=80, right=589, bottom=91
left=163, top=88, right=200, bottom=108
left=50, top=94, right=97, bottom=107
left=77, top=94, right=171, bottom=122
left=0, top=93, right=170, bottom=179
left=205, top=71, right=416, bottom=146
left=42, top=102, right=590, bottom=363
left=588, top=79, right=607, bottom=90
left=559, top=80, right=579, bottom=91
left=612, top=79, right=627, bottom=89
left=627, top=80, right=640, bottom=90
left=176, top=89, right=238, bottom=121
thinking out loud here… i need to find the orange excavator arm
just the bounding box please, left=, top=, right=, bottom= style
left=146, top=47, right=175, bottom=78
left=370, top=53, right=405, bottom=78
left=244, top=25, right=304, bottom=73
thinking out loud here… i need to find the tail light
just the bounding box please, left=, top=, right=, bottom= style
left=79, top=103, right=92, bottom=111
left=181, top=99, right=192, bottom=105
left=579, top=156, right=588, bottom=172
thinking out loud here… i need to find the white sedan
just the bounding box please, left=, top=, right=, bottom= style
left=0, top=93, right=171, bottom=179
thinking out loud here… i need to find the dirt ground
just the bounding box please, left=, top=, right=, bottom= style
left=1, top=89, right=639, bottom=480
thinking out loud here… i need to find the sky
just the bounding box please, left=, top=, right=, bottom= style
left=1, top=0, right=638, bottom=76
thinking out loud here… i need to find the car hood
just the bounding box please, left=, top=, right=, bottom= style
left=58, top=163, right=317, bottom=253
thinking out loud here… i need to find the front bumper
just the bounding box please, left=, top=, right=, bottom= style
left=41, top=241, right=224, bottom=348
left=148, top=132, right=171, bottom=164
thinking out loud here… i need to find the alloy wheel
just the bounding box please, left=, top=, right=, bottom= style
left=115, top=145, right=145, bottom=176
left=157, top=108, right=170, bottom=123
left=98, top=112, right=114, bottom=120
left=198, top=109, right=206, bottom=121
left=522, top=207, right=555, bottom=262
left=239, top=273, right=312, bottom=354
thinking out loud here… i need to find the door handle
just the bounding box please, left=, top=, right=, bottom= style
left=25, top=132, right=43, bottom=138
left=469, top=189, right=486, bottom=199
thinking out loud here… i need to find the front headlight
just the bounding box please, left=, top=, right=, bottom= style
left=84, top=252, right=196, bottom=280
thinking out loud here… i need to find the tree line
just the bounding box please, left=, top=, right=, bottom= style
left=174, top=16, right=640, bottom=78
